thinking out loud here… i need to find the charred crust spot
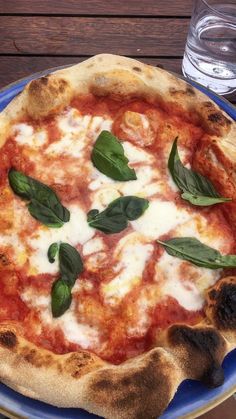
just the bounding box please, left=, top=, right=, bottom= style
left=95, top=378, right=111, bottom=390
left=58, top=79, right=67, bottom=93
left=40, top=76, right=49, bottom=85
left=169, top=87, right=195, bottom=96
left=204, top=101, right=214, bottom=109
left=208, top=112, right=224, bottom=123
left=67, top=352, right=94, bottom=378
left=169, top=87, right=178, bottom=94
left=21, top=347, right=53, bottom=367
left=29, top=76, right=49, bottom=93
left=24, top=349, right=36, bottom=363
left=213, top=283, right=236, bottom=329
left=115, top=391, right=137, bottom=409
left=201, top=363, right=225, bottom=388
left=168, top=325, right=226, bottom=388
left=169, top=325, right=222, bottom=354
left=132, top=66, right=142, bottom=72
left=0, top=331, right=17, bottom=348
left=186, top=86, right=196, bottom=96
left=209, top=289, right=218, bottom=299
left=208, top=111, right=231, bottom=127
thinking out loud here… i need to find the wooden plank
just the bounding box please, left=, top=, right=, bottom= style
left=0, top=17, right=189, bottom=56
left=200, top=397, right=236, bottom=419
left=0, top=56, right=183, bottom=88
left=0, top=0, right=194, bottom=16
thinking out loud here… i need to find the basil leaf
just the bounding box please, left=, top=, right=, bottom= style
left=87, top=210, right=128, bottom=234
left=59, top=243, right=83, bottom=286
left=87, top=196, right=149, bottom=234
left=28, top=199, right=64, bottom=228
left=8, top=169, right=33, bottom=199
left=51, top=278, right=72, bottom=318
left=91, top=130, right=137, bottom=181
left=157, top=237, right=236, bottom=269
left=107, top=195, right=149, bottom=221
left=168, top=138, right=231, bottom=206
left=8, top=169, right=70, bottom=227
left=48, top=242, right=59, bottom=263
left=181, top=193, right=230, bottom=206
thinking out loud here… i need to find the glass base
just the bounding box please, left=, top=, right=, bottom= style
left=182, top=53, right=236, bottom=96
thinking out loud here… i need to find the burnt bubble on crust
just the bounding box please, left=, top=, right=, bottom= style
left=168, top=325, right=226, bottom=388
left=210, top=282, right=236, bottom=330
left=201, top=362, right=224, bottom=388
left=0, top=331, right=17, bottom=348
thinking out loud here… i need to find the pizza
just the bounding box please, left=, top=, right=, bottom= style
left=0, top=54, right=235, bottom=419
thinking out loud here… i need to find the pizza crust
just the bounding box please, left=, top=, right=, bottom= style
left=0, top=54, right=236, bottom=418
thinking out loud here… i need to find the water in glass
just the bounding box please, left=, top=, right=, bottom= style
left=182, top=2, right=236, bottom=96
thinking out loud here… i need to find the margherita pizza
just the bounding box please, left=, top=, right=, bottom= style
left=0, top=54, right=235, bottom=418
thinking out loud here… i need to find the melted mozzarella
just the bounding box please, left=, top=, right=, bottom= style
left=88, top=167, right=116, bottom=191
left=156, top=244, right=220, bottom=311
left=91, top=187, right=121, bottom=211
left=164, top=277, right=204, bottom=311
left=46, top=109, right=113, bottom=157
left=88, top=116, right=113, bottom=140
left=119, top=166, right=161, bottom=197
left=51, top=309, right=101, bottom=349
left=175, top=216, right=227, bottom=253
left=132, top=200, right=190, bottom=240
left=83, top=237, right=105, bottom=256
left=28, top=205, right=95, bottom=274
left=14, top=123, right=47, bottom=148
left=122, top=141, right=154, bottom=164
left=127, top=287, right=157, bottom=336
left=22, top=290, right=100, bottom=349
left=102, top=233, right=153, bottom=305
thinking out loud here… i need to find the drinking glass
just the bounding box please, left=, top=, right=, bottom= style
left=182, top=0, right=236, bottom=96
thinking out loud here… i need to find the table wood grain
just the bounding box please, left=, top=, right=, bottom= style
left=0, top=1, right=235, bottom=418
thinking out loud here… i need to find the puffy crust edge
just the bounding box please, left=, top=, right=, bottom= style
left=0, top=54, right=235, bottom=144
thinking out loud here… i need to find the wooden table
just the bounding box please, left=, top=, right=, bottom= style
left=0, top=1, right=235, bottom=418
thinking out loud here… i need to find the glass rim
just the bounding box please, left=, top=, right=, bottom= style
left=201, top=0, right=236, bottom=19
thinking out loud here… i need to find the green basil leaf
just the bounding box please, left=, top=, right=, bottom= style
left=59, top=243, right=83, bottom=286
left=168, top=138, right=231, bottom=206
left=157, top=237, right=236, bottom=269
left=87, top=209, right=99, bottom=223
left=87, top=196, right=149, bottom=234
left=87, top=210, right=128, bottom=234
left=48, top=242, right=59, bottom=263
left=51, top=278, right=72, bottom=318
left=107, top=195, right=149, bottom=221
left=91, top=130, right=137, bottom=181
left=28, top=199, right=64, bottom=228
left=181, top=192, right=231, bottom=207
left=8, top=169, right=70, bottom=227
left=8, top=169, right=33, bottom=199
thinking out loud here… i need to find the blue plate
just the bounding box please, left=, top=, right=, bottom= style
left=0, top=68, right=235, bottom=419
